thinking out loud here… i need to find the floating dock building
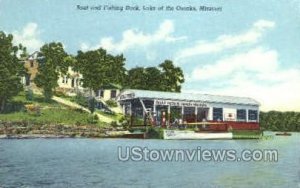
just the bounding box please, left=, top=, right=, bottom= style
left=118, top=89, right=260, bottom=131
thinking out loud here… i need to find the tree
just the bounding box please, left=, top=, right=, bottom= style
left=125, top=67, right=163, bottom=91
left=75, top=48, right=126, bottom=112
left=125, top=67, right=147, bottom=90
left=105, top=54, right=126, bottom=86
left=76, top=48, right=126, bottom=92
left=159, top=60, right=184, bottom=92
left=259, top=111, right=300, bottom=131
left=34, top=42, right=69, bottom=101
left=0, top=31, right=25, bottom=112
left=125, top=60, right=185, bottom=92
left=145, top=67, right=163, bottom=90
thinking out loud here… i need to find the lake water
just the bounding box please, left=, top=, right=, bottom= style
left=0, top=132, right=299, bottom=188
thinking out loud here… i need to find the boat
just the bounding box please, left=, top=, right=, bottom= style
left=275, top=132, right=291, bottom=136
left=163, top=130, right=233, bottom=140
left=105, top=130, right=145, bottom=138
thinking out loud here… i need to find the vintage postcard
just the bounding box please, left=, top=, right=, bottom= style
left=0, top=0, right=299, bottom=187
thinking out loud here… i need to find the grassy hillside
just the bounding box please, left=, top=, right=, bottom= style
left=0, top=92, right=107, bottom=126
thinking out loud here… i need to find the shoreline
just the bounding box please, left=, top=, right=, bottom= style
left=0, top=133, right=137, bottom=139
left=0, top=134, right=76, bottom=139
left=0, top=131, right=292, bottom=140
left=0, top=121, right=297, bottom=140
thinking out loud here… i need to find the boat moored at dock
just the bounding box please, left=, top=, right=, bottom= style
left=163, top=130, right=233, bottom=140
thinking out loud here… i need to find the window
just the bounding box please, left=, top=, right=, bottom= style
left=248, top=110, right=258, bottom=121
left=30, top=61, right=34, bottom=68
left=62, top=76, right=68, bottom=84
left=100, top=90, right=104, bottom=97
left=71, top=79, right=75, bottom=87
left=111, top=90, right=117, bottom=98
left=237, top=109, right=246, bottom=121
left=97, top=90, right=104, bottom=97
left=213, top=107, right=223, bottom=121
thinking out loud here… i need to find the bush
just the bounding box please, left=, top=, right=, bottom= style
left=1, top=101, right=24, bottom=114
left=87, top=114, right=98, bottom=124
left=93, top=114, right=99, bottom=121
left=146, top=127, right=163, bottom=139
left=110, top=121, right=118, bottom=128
left=55, top=90, right=67, bottom=97
left=74, top=108, right=85, bottom=113
left=105, top=99, right=118, bottom=108
left=43, top=87, right=54, bottom=102
left=72, top=93, right=88, bottom=107
left=25, top=89, right=34, bottom=101
left=88, top=98, right=96, bottom=114
left=25, top=104, right=41, bottom=116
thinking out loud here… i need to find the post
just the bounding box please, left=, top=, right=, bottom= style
left=153, top=101, right=156, bottom=114
left=181, top=106, right=184, bottom=122
left=129, top=102, right=133, bottom=127
left=167, top=105, right=171, bottom=127
left=153, top=100, right=156, bottom=126
left=122, top=104, right=125, bottom=114
left=257, top=109, right=259, bottom=123
left=208, top=107, right=213, bottom=121
left=195, top=107, right=198, bottom=122
left=139, top=98, right=153, bottom=126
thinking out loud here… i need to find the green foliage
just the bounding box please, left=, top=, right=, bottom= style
left=146, top=127, right=164, bottom=139
left=34, top=42, right=69, bottom=102
left=96, top=110, right=123, bottom=121
left=25, top=89, right=34, bottom=101
left=159, top=60, right=185, bottom=92
left=75, top=48, right=126, bottom=92
left=0, top=101, right=24, bottom=114
left=0, top=31, right=25, bottom=112
left=170, top=108, right=181, bottom=119
left=260, top=111, right=300, bottom=131
left=88, top=97, right=96, bottom=114
left=125, top=67, right=163, bottom=90
left=54, top=90, right=67, bottom=98
left=125, top=67, right=145, bottom=89
left=0, top=93, right=104, bottom=126
left=232, top=130, right=263, bottom=139
left=87, top=114, right=99, bottom=124
left=106, top=99, right=118, bottom=107
left=124, top=60, right=184, bottom=92
left=131, top=117, right=145, bottom=126
left=119, top=115, right=130, bottom=128
left=110, top=121, right=118, bottom=128
left=0, top=108, right=95, bottom=125
left=25, top=104, right=41, bottom=116
left=72, top=93, right=88, bottom=107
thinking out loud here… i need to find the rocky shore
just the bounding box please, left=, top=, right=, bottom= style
left=0, top=121, right=133, bottom=139
left=0, top=134, right=73, bottom=139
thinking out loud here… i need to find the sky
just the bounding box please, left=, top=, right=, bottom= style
left=1, top=0, right=300, bottom=111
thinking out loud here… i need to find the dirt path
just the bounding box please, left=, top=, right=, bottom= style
left=32, top=89, right=114, bottom=123
left=51, top=96, right=114, bottom=123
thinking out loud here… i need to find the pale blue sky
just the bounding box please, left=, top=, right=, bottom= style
left=1, top=0, right=300, bottom=111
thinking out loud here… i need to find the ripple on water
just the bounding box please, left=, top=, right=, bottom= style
left=0, top=134, right=299, bottom=187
